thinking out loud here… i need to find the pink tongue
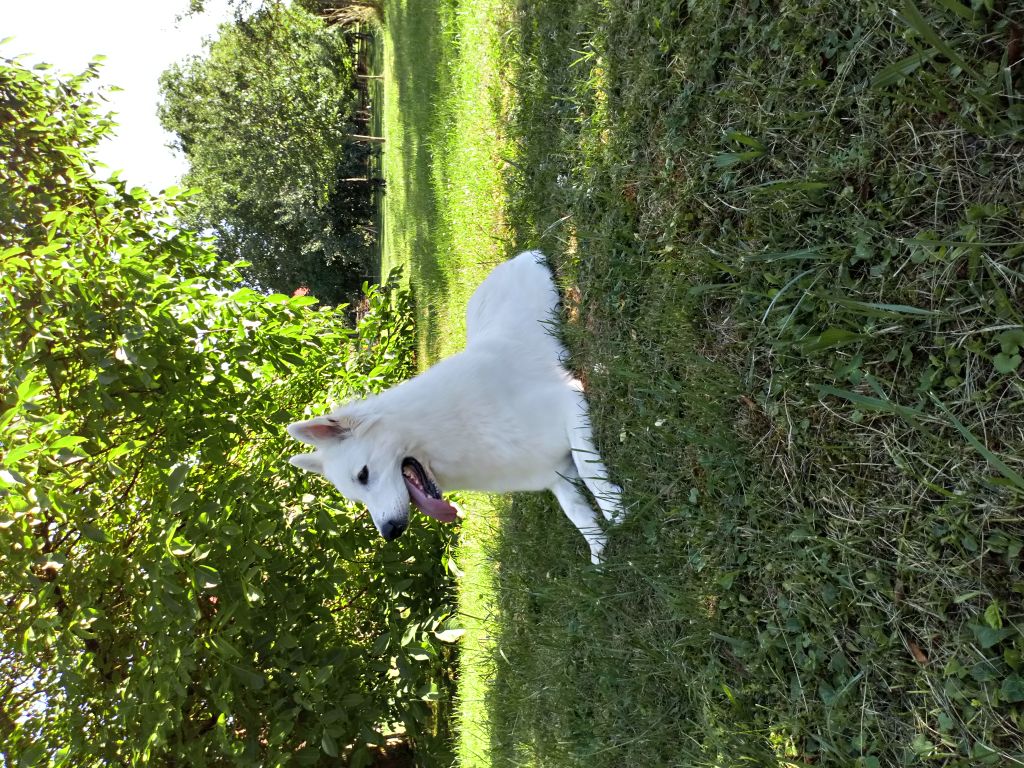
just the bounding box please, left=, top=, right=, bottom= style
left=404, top=477, right=460, bottom=523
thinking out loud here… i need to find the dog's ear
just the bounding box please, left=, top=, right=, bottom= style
left=289, top=453, right=325, bottom=474
left=287, top=414, right=355, bottom=446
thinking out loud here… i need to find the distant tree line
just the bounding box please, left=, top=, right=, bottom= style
left=159, top=2, right=384, bottom=306
left=188, top=0, right=383, bottom=23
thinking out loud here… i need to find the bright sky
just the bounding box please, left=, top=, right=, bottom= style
left=4, top=0, right=234, bottom=192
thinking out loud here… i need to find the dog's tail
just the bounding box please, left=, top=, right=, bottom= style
left=465, top=250, right=559, bottom=345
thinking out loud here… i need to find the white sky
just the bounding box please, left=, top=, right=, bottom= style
left=4, top=0, right=235, bottom=192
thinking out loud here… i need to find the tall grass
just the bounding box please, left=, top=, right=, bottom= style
left=384, top=0, right=1024, bottom=766
left=490, top=2, right=1024, bottom=765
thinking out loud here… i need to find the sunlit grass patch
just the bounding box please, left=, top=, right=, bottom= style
left=382, top=0, right=511, bottom=360
left=381, top=1, right=512, bottom=765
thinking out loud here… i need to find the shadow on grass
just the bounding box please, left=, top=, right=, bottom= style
left=383, top=0, right=453, bottom=363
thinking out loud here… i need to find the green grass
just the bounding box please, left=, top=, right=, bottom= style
left=383, top=1, right=1024, bottom=766
left=381, top=1, right=510, bottom=765
left=382, top=0, right=510, bottom=360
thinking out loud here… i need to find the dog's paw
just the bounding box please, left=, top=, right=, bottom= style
left=588, top=537, right=607, bottom=565
left=603, top=488, right=626, bottom=525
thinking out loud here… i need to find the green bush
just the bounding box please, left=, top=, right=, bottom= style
left=1, top=55, right=451, bottom=767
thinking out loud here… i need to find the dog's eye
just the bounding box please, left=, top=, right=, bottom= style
left=357, top=465, right=369, bottom=485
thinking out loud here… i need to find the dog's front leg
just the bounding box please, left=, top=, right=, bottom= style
left=566, top=389, right=624, bottom=523
left=550, top=465, right=607, bottom=564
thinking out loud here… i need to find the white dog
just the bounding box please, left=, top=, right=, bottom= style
left=287, top=251, right=623, bottom=563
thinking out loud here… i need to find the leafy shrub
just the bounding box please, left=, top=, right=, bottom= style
left=1, top=54, right=452, bottom=767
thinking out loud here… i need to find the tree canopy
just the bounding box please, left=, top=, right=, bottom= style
left=1, top=54, right=452, bottom=767
left=159, top=5, right=376, bottom=304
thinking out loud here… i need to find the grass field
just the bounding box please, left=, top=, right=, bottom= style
left=382, top=1, right=1024, bottom=766
left=381, top=2, right=510, bottom=765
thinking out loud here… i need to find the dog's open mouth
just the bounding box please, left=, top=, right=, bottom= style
left=401, top=457, right=459, bottom=523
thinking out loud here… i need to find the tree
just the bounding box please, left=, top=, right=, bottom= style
left=187, top=1, right=384, bottom=26
left=159, top=5, right=376, bottom=304
left=1, top=55, right=453, bottom=767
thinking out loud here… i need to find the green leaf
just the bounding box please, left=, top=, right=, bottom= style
left=724, top=131, right=764, bottom=149
left=1002, top=675, right=1024, bottom=703
left=984, top=601, right=1003, bottom=629
left=996, top=329, right=1024, bottom=354
left=16, top=370, right=47, bottom=402
left=972, top=624, right=1014, bottom=649
left=371, top=633, right=391, bottom=655
left=229, top=287, right=262, bottom=303
left=750, top=179, right=830, bottom=192
left=321, top=732, right=338, bottom=757
left=243, top=581, right=264, bottom=604
left=3, top=442, right=39, bottom=466
left=742, top=246, right=831, bottom=263
left=235, top=667, right=266, bottom=690
left=197, top=566, right=221, bottom=588
left=433, top=628, right=466, bottom=643
left=801, top=327, right=865, bottom=353
left=898, top=0, right=984, bottom=85
left=871, top=49, right=938, bottom=88
left=167, top=463, right=191, bottom=493
left=208, top=635, right=241, bottom=659
left=80, top=522, right=111, bottom=543
left=910, top=733, right=935, bottom=756
left=994, top=352, right=1021, bottom=374
left=350, top=746, right=373, bottom=768
left=169, top=537, right=195, bottom=557
left=818, top=386, right=926, bottom=423
left=715, top=150, right=763, bottom=168
left=821, top=294, right=940, bottom=317
left=341, top=693, right=365, bottom=708
left=50, top=435, right=87, bottom=452
left=401, top=622, right=420, bottom=646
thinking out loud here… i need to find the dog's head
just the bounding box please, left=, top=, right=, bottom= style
left=287, top=408, right=458, bottom=541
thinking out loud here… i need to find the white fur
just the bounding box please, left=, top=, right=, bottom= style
left=287, top=251, right=624, bottom=563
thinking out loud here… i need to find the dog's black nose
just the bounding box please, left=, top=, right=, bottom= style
left=380, top=520, right=407, bottom=541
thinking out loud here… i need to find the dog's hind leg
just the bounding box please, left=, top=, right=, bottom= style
left=566, top=390, right=624, bottom=523
left=550, top=467, right=607, bottom=564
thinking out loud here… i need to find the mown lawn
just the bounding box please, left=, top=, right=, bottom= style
left=383, top=1, right=1024, bottom=766
left=380, top=1, right=510, bottom=765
